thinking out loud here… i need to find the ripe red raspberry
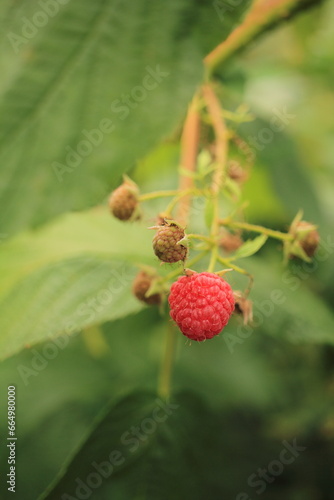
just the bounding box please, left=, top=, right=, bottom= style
left=152, top=220, right=187, bottom=263
left=109, top=180, right=139, bottom=221
left=169, top=272, right=235, bottom=341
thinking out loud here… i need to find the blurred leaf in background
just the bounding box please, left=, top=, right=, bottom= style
left=0, top=0, right=251, bottom=237
left=0, top=1, right=334, bottom=499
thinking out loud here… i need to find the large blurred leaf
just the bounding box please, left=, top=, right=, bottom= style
left=0, top=209, right=158, bottom=359
left=0, top=309, right=162, bottom=500
left=226, top=256, right=334, bottom=349
left=0, top=309, right=332, bottom=499
left=240, top=119, right=322, bottom=222
left=0, top=0, right=255, bottom=238
left=0, top=0, right=205, bottom=236
left=39, top=391, right=269, bottom=500
left=41, top=386, right=329, bottom=500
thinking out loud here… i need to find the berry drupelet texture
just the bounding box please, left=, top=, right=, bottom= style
left=109, top=182, right=139, bottom=221
left=152, top=222, right=187, bottom=263
left=168, top=272, right=235, bottom=341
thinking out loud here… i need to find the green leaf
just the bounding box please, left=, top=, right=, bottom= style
left=39, top=391, right=264, bottom=500
left=241, top=163, right=287, bottom=224
left=232, top=234, right=268, bottom=259
left=0, top=309, right=162, bottom=500
left=0, top=210, right=157, bottom=359
left=0, top=0, right=204, bottom=236
left=39, top=391, right=159, bottom=500
left=283, top=239, right=312, bottom=264
left=240, top=119, right=322, bottom=222
left=245, top=257, right=334, bottom=346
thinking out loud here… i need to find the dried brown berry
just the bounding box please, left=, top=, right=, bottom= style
left=233, top=291, right=253, bottom=325
left=227, top=161, right=248, bottom=183
left=220, top=231, right=243, bottom=253
left=295, top=221, right=320, bottom=258
left=285, top=214, right=320, bottom=261
left=132, top=271, right=161, bottom=305
left=109, top=179, right=139, bottom=221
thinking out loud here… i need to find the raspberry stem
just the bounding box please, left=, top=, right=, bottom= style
left=186, top=234, right=213, bottom=244
left=177, top=94, right=201, bottom=226
left=139, top=189, right=182, bottom=201
left=202, top=84, right=229, bottom=273
left=221, top=220, right=293, bottom=242
left=217, top=255, right=254, bottom=296
left=203, top=0, right=307, bottom=74
left=162, top=250, right=210, bottom=283
left=208, top=245, right=218, bottom=273
left=139, top=188, right=198, bottom=203
left=157, top=97, right=200, bottom=398
left=157, top=251, right=210, bottom=397
left=158, top=323, right=178, bottom=399
left=164, top=188, right=201, bottom=217
left=202, top=85, right=228, bottom=197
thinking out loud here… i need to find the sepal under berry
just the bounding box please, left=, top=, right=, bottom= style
left=284, top=211, right=319, bottom=262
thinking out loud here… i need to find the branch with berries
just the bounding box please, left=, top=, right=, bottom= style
left=108, top=83, right=319, bottom=342
left=108, top=38, right=319, bottom=396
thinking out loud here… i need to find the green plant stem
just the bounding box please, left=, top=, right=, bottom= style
left=158, top=323, right=177, bottom=399
left=187, top=233, right=213, bottom=244
left=217, top=255, right=254, bottom=295
left=157, top=95, right=200, bottom=399
left=208, top=246, right=218, bottom=273
left=139, top=190, right=182, bottom=201
left=157, top=250, right=209, bottom=398
left=163, top=250, right=209, bottom=283
left=204, top=0, right=317, bottom=73
left=177, top=95, right=200, bottom=226
left=222, top=220, right=293, bottom=241
left=164, top=189, right=201, bottom=217
left=217, top=255, right=244, bottom=275
left=202, top=84, right=228, bottom=272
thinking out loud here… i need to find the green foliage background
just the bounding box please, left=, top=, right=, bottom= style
left=0, top=0, right=333, bottom=499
